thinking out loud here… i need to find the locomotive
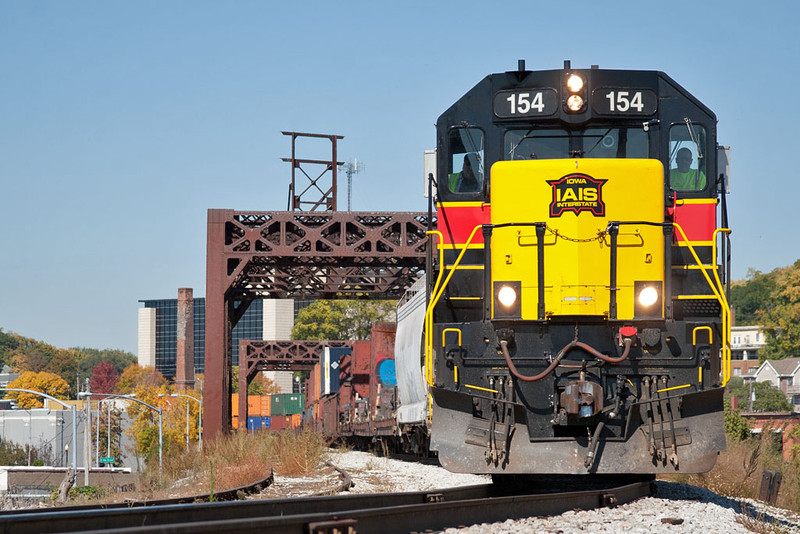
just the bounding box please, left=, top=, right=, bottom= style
left=306, top=61, right=731, bottom=477
left=425, top=60, right=731, bottom=474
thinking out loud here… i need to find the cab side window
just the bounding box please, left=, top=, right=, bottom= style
left=448, top=128, right=484, bottom=193
left=669, top=123, right=707, bottom=191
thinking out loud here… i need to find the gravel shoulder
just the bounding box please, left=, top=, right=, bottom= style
left=260, top=449, right=800, bottom=534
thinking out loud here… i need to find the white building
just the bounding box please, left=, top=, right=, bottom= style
left=730, top=325, right=766, bottom=379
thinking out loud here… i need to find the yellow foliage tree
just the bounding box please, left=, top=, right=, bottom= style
left=115, top=364, right=168, bottom=395
left=6, top=371, right=70, bottom=408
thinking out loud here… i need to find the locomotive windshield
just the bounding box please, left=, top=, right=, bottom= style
left=447, top=127, right=485, bottom=193
left=504, top=126, right=648, bottom=160
left=669, top=122, right=707, bottom=191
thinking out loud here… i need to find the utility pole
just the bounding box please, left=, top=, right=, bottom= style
left=84, top=380, right=91, bottom=486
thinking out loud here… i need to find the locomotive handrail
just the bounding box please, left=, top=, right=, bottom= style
left=672, top=223, right=733, bottom=386
left=426, top=221, right=732, bottom=388
left=425, top=225, right=484, bottom=387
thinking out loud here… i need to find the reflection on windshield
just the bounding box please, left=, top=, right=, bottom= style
left=505, top=129, right=569, bottom=160
left=583, top=127, right=648, bottom=158
left=504, top=127, right=648, bottom=160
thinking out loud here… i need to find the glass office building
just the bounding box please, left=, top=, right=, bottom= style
left=138, top=298, right=312, bottom=381
left=138, top=298, right=263, bottom=378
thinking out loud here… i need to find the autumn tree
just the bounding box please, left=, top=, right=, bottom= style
left=292, top=300, right=395, bottom=341
left=115, top=364, right=168, bottom=395
left=124, top=381, right=171, bottom=466
left=89, top=361, right=120, bottom=394
left=93, top=405, right=125, bottom=466
left=231, top=366, right=279, bottom=395
left=759, top=260, right=800, bottom=359
left=5, top=371, right=70, bottom=408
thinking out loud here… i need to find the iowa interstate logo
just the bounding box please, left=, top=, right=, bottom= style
left=546, top=173, right=607, bottom=217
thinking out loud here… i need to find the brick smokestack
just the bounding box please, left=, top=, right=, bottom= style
left=176, top=287, right=195, bottom=390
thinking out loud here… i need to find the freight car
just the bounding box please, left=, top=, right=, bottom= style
left=306, top=60, right=732, bottom=477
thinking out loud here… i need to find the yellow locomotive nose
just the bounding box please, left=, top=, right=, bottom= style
left=490, top=158, right=665, bottom=321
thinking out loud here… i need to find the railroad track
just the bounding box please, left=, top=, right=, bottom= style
left=0, top=475, right=653, bottom=534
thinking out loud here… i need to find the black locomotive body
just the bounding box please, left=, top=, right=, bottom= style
left=426, top=61, right=731, bottom=474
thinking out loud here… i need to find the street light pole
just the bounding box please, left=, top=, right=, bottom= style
left=107, top=400, right=112, bottom=460
left=161, top=393, right=202, bottom=451
left=95, top=399, right=100, bottom=467
left=79, top=393, right=159, bottom=471
left=0, top=388, right=78, bottom=487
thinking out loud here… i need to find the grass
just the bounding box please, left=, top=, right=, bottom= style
left=674, top=435, right=800, bottom=513
left=109, top=428, right=329, bottom=503
left=660, top=433, right=800, bottom=533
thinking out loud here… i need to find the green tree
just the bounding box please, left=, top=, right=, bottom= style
left=74, top=347, right=136, bottom=377
left=291, top=301, right=349, bottom=340
left=726, top=377, right=791, bottom=412
left=0, top=439, right=27, bottom=466
left=0, top=329, right=21, bottom=369
left=724, top=403, right=751, bottom=441
left=291, top=300, right=395, bottom=341
left=731, top=268, right=779, bottom=326
left=759, top=260, right=800, bottom=359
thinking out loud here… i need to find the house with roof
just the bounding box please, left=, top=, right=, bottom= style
left=730, top=325, right=766, bottom=379
left=750, top=357, right=800, bottom=412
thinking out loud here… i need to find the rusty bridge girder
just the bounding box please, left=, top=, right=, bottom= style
left=204, top=209, right=430, bottom=441
left=237, top=340, right=353, bottom=427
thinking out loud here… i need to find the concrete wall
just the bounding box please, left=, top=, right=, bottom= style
left=0, top=467, right=136, bottom=495
left=0, top=407, right=140, bottom=473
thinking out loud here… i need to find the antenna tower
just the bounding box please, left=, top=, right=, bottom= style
left=340, top=159, right=364, bottom=211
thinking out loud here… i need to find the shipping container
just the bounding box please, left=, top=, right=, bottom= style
left=247, top=396, right=261, bottom=416
left=246, top=416, right=263, bottom=431
left=271, top=393, right=305, bottom=415
left=232, top=394, right=239, bottom=417
left=245, top=395, right=272, bottom=417
left=269, top=415, right=292, bottom=431
left=322, top=347, right=350, bottom=395
left=291, top=413, right=302, bottom=429
left=262, top=416, right=271, bottom=428
left=351, top=340, right=372, bottom=399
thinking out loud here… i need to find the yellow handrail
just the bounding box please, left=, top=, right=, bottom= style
left=424, top=225, right=484, bottom=386
left=672, top=224, right=732, bottom=385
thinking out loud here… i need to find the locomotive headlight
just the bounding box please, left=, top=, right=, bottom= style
left=498, top=285, right=517, bottom=307
left=634, top=281, right=663, bottom=318
left=566, top=95, right=584, bottom=111
left=638, top=286, right=659, bottom=307
left=493, top=281, right=522, bottom=319
left=566, top=74, right=584, bottom=93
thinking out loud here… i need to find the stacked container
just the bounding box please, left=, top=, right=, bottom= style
left=271, top=393, right=305, bottom=415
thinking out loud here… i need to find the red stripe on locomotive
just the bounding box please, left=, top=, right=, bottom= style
left=671, top=200, right=717, bottom=243
left=436, top=202, right=491, bottom=245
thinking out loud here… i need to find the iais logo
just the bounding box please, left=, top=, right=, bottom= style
left=547, top=173, right=607, bottom=217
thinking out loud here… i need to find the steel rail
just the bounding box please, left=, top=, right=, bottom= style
left=0, top=480, right=652, bottom=534
left=0, top=470, right=274, bottom=519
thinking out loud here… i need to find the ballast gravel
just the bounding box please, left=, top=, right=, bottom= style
left=265, top=449, right=800, bottom=533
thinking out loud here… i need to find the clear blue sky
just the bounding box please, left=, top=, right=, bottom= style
left=1, top=1, right=797, bottom=354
